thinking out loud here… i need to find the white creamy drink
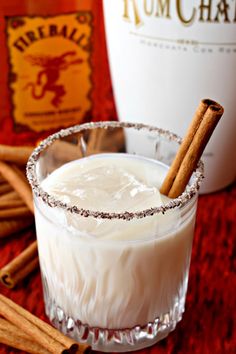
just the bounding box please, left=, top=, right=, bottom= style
left=34, top=153, right=196, bottom=332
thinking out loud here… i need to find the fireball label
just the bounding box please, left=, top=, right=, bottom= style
left=6, top=12, right=93, bottom=132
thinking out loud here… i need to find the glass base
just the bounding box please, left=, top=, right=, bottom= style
left=45, top=297, right=184, bottom=352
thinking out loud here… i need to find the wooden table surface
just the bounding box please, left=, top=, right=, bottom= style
left=0, top=183, right=235, bottom=354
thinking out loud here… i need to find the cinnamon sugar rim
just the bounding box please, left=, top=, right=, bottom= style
left=26, top=121, right=204, bottom=220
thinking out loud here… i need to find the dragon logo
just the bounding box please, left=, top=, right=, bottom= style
left=24, top=51, right=83, bottom=108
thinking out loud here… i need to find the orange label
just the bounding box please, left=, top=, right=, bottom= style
left=6, top=12, right=93, bottom=132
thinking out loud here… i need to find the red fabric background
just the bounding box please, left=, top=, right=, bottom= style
left=0, top=183, right=235, bottom=354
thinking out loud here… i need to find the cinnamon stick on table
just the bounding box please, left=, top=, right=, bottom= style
left=0, top=318, right=50, bottom=354
left=0, top=144, right=34, bottom=165
left=0, top=190, right=20, bottom=202
left=0, top=182, right=12, bottom=196
left=0, top=206, right=32, bottom=219
left=0, top=173, right=6, bottom=184
left=87, top=127, right=125, bottom=155
left=0, top=159, right=37, bottom=287
left=0, top=161, right=34, bottom=213
left=0, top=294, right=90, bottom=354
left=0, top=219, right=33, bottom=239
left=98, top=127, right=125, bottom=153
left=87, top=128, right=107, bottom=155
left=0, top=188, right=33, bottom=238
left=0, top=241, right=38, bottom=288
left=160, top=99, right=224, bottom=198
left=0, top=198, right=25, bottom=209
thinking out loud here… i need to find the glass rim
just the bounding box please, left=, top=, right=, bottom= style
left=26, top=121, right=204, bottom=220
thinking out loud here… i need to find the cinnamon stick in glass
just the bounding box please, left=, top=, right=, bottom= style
left=160, top=99, right=224, bottom=198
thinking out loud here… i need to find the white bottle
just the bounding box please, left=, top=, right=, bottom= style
left=103, top=0, right=236, bottom=193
